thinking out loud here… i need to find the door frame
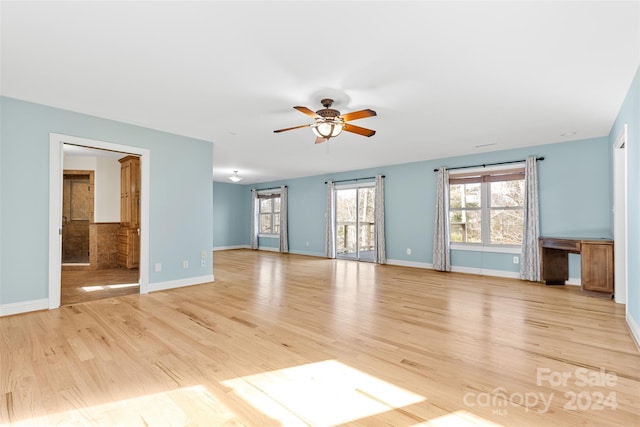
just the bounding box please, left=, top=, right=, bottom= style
left=613, top=125, right=627, bottom=305
left=334, top=182, right=376, bottom=262
left=48, top=133, right=150, bottom=309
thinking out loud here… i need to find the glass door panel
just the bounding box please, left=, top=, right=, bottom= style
left=335, top=186, right=376, bottom=262
left=336, top=188, right=357, bottom=259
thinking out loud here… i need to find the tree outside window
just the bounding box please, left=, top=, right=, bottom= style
left=259, top=195, right=280, bottom=235
left=449, top=169, right=524, bottom=246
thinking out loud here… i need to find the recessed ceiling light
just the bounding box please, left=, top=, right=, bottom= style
left=560, top=132, right=577, bottom=137
left=474, top=143, right=496, bottom=148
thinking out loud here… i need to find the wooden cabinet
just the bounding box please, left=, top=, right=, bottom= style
left=581, top=242, right=614, bottom=293
left=118, top=156, right=140, bottom=269
left=117, top=227, right=139, bottom=269
left=539, top=237, right=614, bottom=295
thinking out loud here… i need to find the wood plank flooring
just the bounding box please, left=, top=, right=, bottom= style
left=61, top=268, right=140, bottom=305
left=1, top=249, right=638, bottom=426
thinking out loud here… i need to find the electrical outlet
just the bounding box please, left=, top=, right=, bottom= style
left=406, top=248, right=412, bottom=255
left=201, top=259, right=206, bottom=267
left=183, top=260, right=189, bottom=269
left=155, top=263, right=162, bottom=272
left=306, top=241, right=309, bottom=247
left=513, top=256, right=519, bottom=264
left=201, top=250, right=206, bottom=259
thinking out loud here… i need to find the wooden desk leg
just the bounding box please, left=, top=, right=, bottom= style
left=541, top=248, right=568, bottom=285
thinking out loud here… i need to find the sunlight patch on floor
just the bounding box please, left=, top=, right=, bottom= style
left=81, top=283, right=138, bottom=292
left=1, top=385, right=235, bottom=426
left=222, top=359, right=425, bottom=425
left=416, top=410, right=505, bottom=426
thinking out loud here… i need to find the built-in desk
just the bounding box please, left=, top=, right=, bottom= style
left=539, top=237, right=614, bottom=295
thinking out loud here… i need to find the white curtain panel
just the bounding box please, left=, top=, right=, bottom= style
left=520, top=156, right=541, bottom=281
left=374, top=175, right=387, bottom=264
left=250, top=189, right=259, bottom=250
left=279, top=185, right=289, bottom=253
left=325, top=181, right=336, bottom=258
left=432, top=167, right=451, bottom=271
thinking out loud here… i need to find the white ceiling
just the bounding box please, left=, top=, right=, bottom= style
left=2, top=1, right=639, bottom=184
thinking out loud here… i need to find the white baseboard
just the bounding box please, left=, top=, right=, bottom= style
left=451, top=265, right=520, bottom=279
left=627, top=312, right=640, bottom=351
left=288, top=249, right=325, bottom=257
left=387, top=259, right=433, bottom=269
left=0, top=298, right=49, bottom=317
left=213, top=245, right=250, bottom=251
left=387, top=259, right=521, bottom=280
left=566, top=278, right=581, bottom=286
left=148, top=274, right=215, bottom=293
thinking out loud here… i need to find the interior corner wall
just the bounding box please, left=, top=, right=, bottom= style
left=212, top=181, right=250, bottom=249
left=0, top=96, right=214, bottom=308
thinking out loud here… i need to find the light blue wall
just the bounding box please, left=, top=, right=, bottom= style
left=0, top=96, right=214, bottom=305
left=609, top=65, right=639, bottom=329
left=212, top=181, right=249, bottom=248
left=220, top=137, right=612, bottom=280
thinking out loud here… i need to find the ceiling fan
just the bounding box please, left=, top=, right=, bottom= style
left=274, top=98, right=377, bottom=144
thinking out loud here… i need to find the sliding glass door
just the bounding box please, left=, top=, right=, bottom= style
left=335, top=185, right=376, bottom=262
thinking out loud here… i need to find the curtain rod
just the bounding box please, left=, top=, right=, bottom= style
left=433, top=157, right=544, bottom=172
left=324, top=175, right=385, bottom=184
left=251, top=185, right=287, bottom=192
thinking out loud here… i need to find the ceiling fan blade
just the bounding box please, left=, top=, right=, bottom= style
left=273, top=123, right=312, bottom=133
left=294, top=106, right=321, bottom=118
left=344, top=123, right=376, bottom=137
left=315, top=136, right=327, bottom=144
left=340, top=109, right=377, bottom=122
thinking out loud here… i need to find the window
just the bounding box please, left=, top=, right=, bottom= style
left=259, top=192, right=280, bottom=235
left=449, top=168, right=524, bottom=246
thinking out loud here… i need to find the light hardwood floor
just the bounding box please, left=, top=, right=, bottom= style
left=61, top=268, right=140, bottom=305
left=1, top=249, right=638, bottom=426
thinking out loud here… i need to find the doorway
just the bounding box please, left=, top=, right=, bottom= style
left=49, top=133, right=151, bottom=309
left=335, top=185, right=376, bottom=262
left=62, top=171, right=93, bottom=265
left=59, top=149, right=141, bottom=305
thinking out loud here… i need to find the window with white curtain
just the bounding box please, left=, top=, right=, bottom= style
left=449, top=167, right=525, bottom=246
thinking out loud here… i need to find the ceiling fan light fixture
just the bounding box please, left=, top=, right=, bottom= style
left=312, top=120, right=344, bottom=139
left=228, top=170, right=243, bottom=182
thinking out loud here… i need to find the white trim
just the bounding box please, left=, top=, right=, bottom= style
left=614, top=124, right=627, bottom=149
left=335, top=181, right=376, bottom=190
left=49, top=133, right=151, bottom=310
left=451, top=244, right=521, bottom=254
left=148, top=274, right=214, bottom=293
left=449, top=163, right=525, bottom=176
left=613, top=124, right=628, bottom=305
left=566, top=278, right=581, bottom=286
left=258, top=246, right=280, bottom=252
left=627, top=312, right=640, bottom=351
left=451, top=265, right=520, bottom=279
left=288, top=249, right=325, bottom=257
left=0, top=299, right=49, bottom=317
left=257, top=188, right=282, bottom=195
left=213, top=245, right=250, bottom=251
left=387, top=259, right=434, bottom=269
